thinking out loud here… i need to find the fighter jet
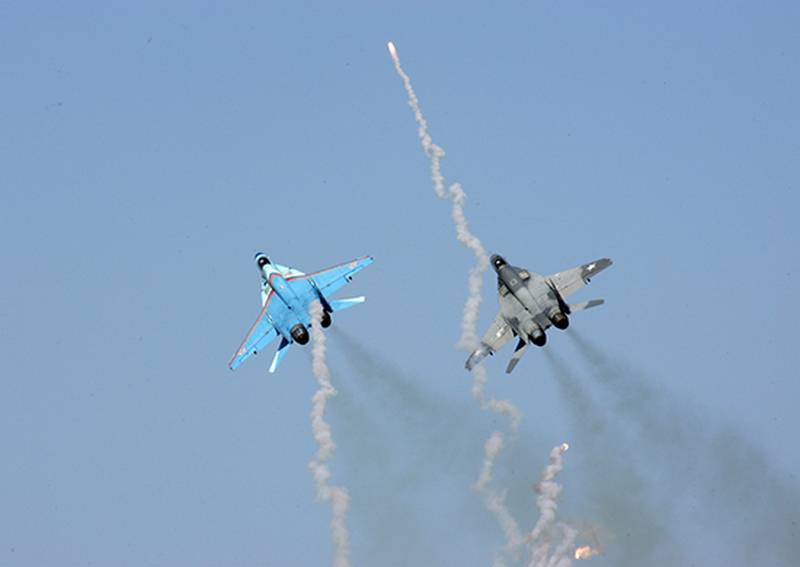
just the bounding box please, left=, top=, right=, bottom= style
left=466, top=255, right=613, bottom=374
left=229, top=252, right=373, bottom=373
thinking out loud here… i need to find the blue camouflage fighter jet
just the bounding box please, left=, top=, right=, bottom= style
left=229, top=252, right=374, bottom=372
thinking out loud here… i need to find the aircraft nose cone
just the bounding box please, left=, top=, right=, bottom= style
left=254, top=252, right=270, bottom=268
left=490, top=254, right=506, bottom=271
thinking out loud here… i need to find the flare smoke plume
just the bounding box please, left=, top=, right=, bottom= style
left=543, top=348, right=673, bottom=566
left=386, top=41, right=490, bottom=352
left=309, top=301, right=352, bottom=567
left=525, top=444, right=576, bottom=567
left=387, top=40, right=522, bottom=558
left=475, top=432, right=525, bottom=562
left=386, top=41, right=446, bottom=199
left=528, top=443, right=569, bottom=544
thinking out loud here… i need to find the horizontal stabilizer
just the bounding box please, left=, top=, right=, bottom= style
left=466, top=343, right=493, bottom=371
left=269, top=337, right=291, bottom=373
left=329, top=296, right=366, bottom=312
left=569, top=299, right=605, bottom=312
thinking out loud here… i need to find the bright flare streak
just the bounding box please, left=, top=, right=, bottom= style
left=561, top=442, right=570, bottom=452
left=387, top=41, right=397, bottom=58
left=574, top=545, right=600, bottom=560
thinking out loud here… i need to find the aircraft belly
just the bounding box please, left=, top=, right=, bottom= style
left=269, top=299, right=301, bottom=339
left=525, top=281, right=558, bottom=322
left=534, top=312, right=551, bottom=330
left=504, top=296, right=549, bottom=337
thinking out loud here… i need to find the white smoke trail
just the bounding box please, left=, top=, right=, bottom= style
left=475, top=433, right=524, bottom=559
left=386, top=42, right=491, bottom=352
left=385, top=40, right=509, bottom=404
left=387, top=41, right=446, bottom=198
left=387, top=40, right=522, bottom=562
left=472, top=365, right=523, bottom=427
left=388, top=42, right=593, bottom=567
left=546, top=524, right=578, bottom=567
left=526, top=443, right=575, bottom=567
left=529, top=443, right=569, bottom=542
left=448, top=182, right=491, bottom=350
left=475, top=431, right=505, bottom=492
left=308, top=300, right=352, bottom=567
left=451, top=182, right=521, bottom=557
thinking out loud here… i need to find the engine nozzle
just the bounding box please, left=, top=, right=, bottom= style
left=550, top=311, right=569, bottom=330
left=291, top=323, right=309, bottom=345
left=529, top=328, right=547, bottom=346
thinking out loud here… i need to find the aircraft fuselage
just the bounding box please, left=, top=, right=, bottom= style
left=493, top=255, right=564, bottom=345
left=258, top=259, right=315, bottom=343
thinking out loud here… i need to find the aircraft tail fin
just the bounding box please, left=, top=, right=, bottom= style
left=269, top=337, right=291, bottom=373
left=329, top=296, right=366, bottom=312
left=569, top=299, right=604, bottom=313
left=506, top=338, right=528, bottom=374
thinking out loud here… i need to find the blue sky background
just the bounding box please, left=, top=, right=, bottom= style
left=1, top=1, right=798, bottom=566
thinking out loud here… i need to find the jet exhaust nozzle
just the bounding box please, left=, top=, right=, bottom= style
left=550, top=311, right=569, bottom=330
left=530, top=329, right=547, bottom=347
left=291, top=323, right=310, bottom=345
left=321, top=311, right=332, bottom=328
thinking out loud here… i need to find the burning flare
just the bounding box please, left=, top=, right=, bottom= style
left=574, top=545, right=600, bottom=560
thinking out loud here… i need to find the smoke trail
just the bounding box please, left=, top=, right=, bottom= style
left=528, top=443, right=568, bottom=544
left=387, top=41, right=522, bottom=558
left=471, top=365, right=523, bottom=426
left=329, top=328, right=519, bottom=566
left=475, top=432, right=506, bottom=492
left=385, top=40, right=515, bottom=420
left=566, top=332, right=800, bottom=565
left=308, top=300, right=352, bottom=567
left=475, top=432, right=525, bottom=561
left=543, top=349, right=675, bottom=566
left=448, top=182, right=491, bottom=351
left=386, top=41, right=446, bottom=199
left=546, top=524, right=578, bottom=567
left=525, top=444, right=576, bottom=567
left=386, top=41, right=491, bottom=352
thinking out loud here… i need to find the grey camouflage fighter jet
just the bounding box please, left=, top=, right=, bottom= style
left=466, top=255, right=613, bottom=374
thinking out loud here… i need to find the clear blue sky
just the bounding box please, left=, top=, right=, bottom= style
left=1, top=2, right=798, bottom=566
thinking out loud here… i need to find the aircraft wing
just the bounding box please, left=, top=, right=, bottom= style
left=229, top=291, right=279, bottom=370
left=482, top=312, right=514, bottom=352
left=298, top=256, right=374, bottom=297
left=466, top=312, right=514, bottom=370
left=546, top=258, right=613, bottom=300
